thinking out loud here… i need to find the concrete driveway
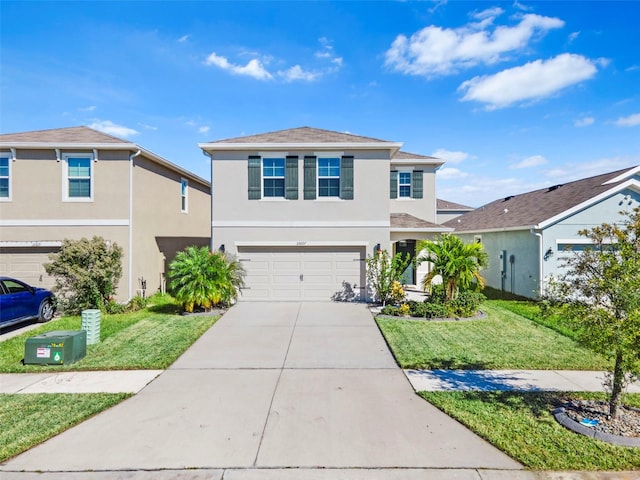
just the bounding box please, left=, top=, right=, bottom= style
left=2, top=302, right=521, bottom=474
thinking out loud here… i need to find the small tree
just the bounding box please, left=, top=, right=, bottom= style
left=417, top=234, right=488, bottom=301
left=366, top=249, right=410, bottom=305
left=169, top=246, right=245, bottom=312
left=544, top=208, right=640, bottom=419
left=45, top=236, right=123, bottom=314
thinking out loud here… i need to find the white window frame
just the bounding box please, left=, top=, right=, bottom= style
left=0, top=151, right=11, bottom=202
left=317, top=157, right=341, bottom=198
left=398, top=171, right=412, bottom=198
left=62, top=152, right=94, bottom=202
left=261, top=157, right=286, bottom=199
left=181, top=178, right=189, bottom=213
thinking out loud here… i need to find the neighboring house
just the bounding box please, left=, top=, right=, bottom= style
left=200, top=126, right=451, bottom=301
left=0, top=126, right=211, bottom=301
left=436, top=198, right=474, bottom=224
left=446, top=166, right=640, bottom=299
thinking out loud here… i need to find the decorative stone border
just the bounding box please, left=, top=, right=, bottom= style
left=553, top=406, right=640, bottom=448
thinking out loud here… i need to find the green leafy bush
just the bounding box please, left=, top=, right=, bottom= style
left=380, top=305, right=400, bottom=316
left=446, top=291, right=486, bottom=317
left=410, top=301, right=449, bottom=319
left=169, top=246, right=245, bottom=312
left=45, top=236, right=123, bottom=314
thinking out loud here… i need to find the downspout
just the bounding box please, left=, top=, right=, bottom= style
left=531, top=228, right=544, bottom=297
left=129, top=149, right=142, bottom=300
left=202, top=150, right=214, bottom=251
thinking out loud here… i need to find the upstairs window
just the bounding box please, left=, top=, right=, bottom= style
left=181, top=178, right=188, bottom=212
left=390, top=169, right=423, bottom=199
left=398, top=171, right=411, bottom=198
left=64, top=153, right=93, bottom=201
left=263, top=158, right=285, bottom=197
left=318, top=157, right=340, bottom=197
left=0, top=153, right=10, bottom=200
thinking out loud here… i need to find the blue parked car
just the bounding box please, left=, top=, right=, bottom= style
left=0, top=277, right=55, bottom=328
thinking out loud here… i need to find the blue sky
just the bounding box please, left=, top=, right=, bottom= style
left=2, top=1, right=639, bottom=207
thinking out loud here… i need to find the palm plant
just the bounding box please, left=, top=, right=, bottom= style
left=168, top=246, right=245, bottom=312
left=417, top=234, right=488, bottom=301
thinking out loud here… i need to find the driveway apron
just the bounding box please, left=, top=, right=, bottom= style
left=3, top=302, right=520, bottom=472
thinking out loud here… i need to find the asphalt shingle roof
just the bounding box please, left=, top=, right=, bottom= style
left=209, top=126, right=391, bottom=144
left=0, top=126, right=130, bottom=144
left=446, top=166, right=639, bottom=232
left=437, top=198, right=474, bottom=211
left=391, top=213, right=447, bottom=230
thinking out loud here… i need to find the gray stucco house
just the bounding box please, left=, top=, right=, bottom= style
left=447, top=165, right=640, bottom=298
left=200, top=127, right=452, bottom=301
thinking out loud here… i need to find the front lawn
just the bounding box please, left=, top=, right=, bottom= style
left=422, top=391, right=640, bottom=470
left=376, top=301, right=610, bottom=370
left=0, top=295, right=220, bottom=372
left=0, top=393, right=130, bottom=462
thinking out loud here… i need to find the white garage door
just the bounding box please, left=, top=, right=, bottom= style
left=0, top=247, right=58, bottom=289
left=237, top=246, right=365, bottom=301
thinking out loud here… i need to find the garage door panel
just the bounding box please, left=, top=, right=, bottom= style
left=0, top=248, right=58, bottom=289
left=238, top=246, right=365, bottom=302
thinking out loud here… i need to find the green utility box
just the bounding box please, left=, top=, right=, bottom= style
left=24, top=330, right=87, bottom=365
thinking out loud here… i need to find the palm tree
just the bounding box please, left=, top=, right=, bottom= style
left=169, top=246, right=245, bottom=312
left=416, top=234, right=489, bottom=301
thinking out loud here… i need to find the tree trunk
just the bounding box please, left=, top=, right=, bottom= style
left=609, top=349, right=624, bottom=419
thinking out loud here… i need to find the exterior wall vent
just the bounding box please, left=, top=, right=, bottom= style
left=548, top=184, right=563, bottom=192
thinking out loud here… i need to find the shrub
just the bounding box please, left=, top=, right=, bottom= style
left=169, top=246, right=245, bottom=312
left=127, top=295, right=148, bottom=312
left=390, top=280, right=406, bottom=305
left=446, top=291, right=486, bottom=317
left=366, top=249, right=410, bottom=305
left=398, top=303, right=411, bottom=317
left=45, top=236, right=123, bottom=314
left=413, top=301, right=449, bottom=319
left=380, top=305, right=400, bottom=316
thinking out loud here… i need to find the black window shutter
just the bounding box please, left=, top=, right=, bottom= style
left=303, top=156, right=316, bottom=200
left=248, top=156, right=261, bottom=200
left=340, top=156, right=354, bottom=200
left=412, top=170, right=423, bottom=199
left=390, top=170, right=398, bottom=199
left=285, top=156, right=298, bottom=200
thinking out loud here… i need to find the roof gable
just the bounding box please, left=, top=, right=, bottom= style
left=437, top=198, right=474, bottom=211
left=447, top=166, right=640, bottom=232
left=208, top=126, right=391, bottom=144
left=0, top=126, right=130, bottom=144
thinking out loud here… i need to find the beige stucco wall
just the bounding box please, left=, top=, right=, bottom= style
left=389, top=163, right=438, bottom=222
left=0, top=148, right=211, bottom=303
left=132, top=155, right=210, bottom=297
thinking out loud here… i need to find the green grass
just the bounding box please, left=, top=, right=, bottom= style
left=0, top=393, right=130, bottom=462
left=0, top=295, right=219, bottom=373
left=421, top=391, right=640, bottom=470
left=377, top=301, right=610, bottom=370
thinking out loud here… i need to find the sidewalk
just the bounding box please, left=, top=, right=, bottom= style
left=3, top=368, right=638, bottom=394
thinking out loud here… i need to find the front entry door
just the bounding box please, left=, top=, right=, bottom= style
left=395, top=240, right=416, bottom=285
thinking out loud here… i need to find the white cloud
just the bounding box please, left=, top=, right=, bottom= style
left=510, top=154, right=547, bottom=169
left=614, top=113, right=640, bottom=127
left=568, top=31, right=580, bottom=43
left=431, top=148, right=470, bottom=164
left=198, top=126, right=210, bottom=134
left=458, top=53, right=597, bottom=109
left=278, top=65, right=320, bottom=82
left=79, top=105, right=96, bottom=112
left=436, top=167, right=468, bottom=179
left=204, top=52, right=273, bottom=80
left=574, top=116, right=595, bottom=127
left=625, top=65, right=640, bottom=72
left=543, top=156, right=640, bottom=183
left=178, top=35, right=190, bottom=43
left=88, top=120, right=138, bottom=138
left=138, top=123, right=158, bottom=131
left=384, top=12, right=564, bottom=77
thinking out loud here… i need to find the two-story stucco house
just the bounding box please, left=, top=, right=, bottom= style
left=200, top=127, right=451, bottom=301
left=447, top=165, right=640, bottom=299
left=0, top=126, right=211, bottom=301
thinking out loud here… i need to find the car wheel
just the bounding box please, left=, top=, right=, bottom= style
left=38, top=299, right=55, bottom=323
